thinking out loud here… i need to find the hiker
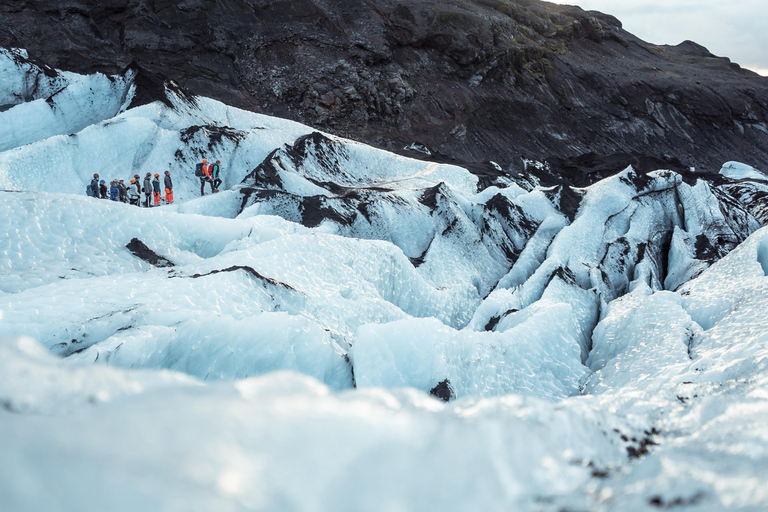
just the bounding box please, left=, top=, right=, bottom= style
left=211, top=159, right=222, bottom=192
left=128, top=178, right=140, bottom=205
left=109, top=180, right=120, bottom=201
left=118, top=179, right=127, bottom=203
left=143, top=172, right=152, bottom=207
left=152, top=173, right=161, bottom=206
left=88, top=174, right=99, bottom=197
left=99, top=180, right=108, bottom=199
left=164, top=170, right=174, bottom=205
left=198, top=158, right=210, bottom=196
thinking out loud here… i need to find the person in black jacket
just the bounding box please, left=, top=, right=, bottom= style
left=143, top=172, right=152, bottom=207
left=89, top=174, right=100, bottom=197
left=118, top=179, right=128, bottom=203
left=164, top=170, right=174, bottom=204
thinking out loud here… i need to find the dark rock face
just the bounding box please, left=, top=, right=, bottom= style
left=430, top=379, right=455, bottom=402
left=3, top=0, right=768, bottom=172
left=126, top=238, right=174, bottom=267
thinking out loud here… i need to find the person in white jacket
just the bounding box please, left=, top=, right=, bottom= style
left=128, top=178, right=141, bottom=206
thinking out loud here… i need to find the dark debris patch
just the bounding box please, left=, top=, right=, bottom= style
left=694, top=234, right=718, bottom=263
left=179, top=124, right=247, bottom=151
left=242, top=149, right=285, bottom=189
left=418, top=183, right=445, bottom=211
left=190, top=265, right=296, bottom=291
left=126, top=238, right=174, bottom=267
left=627, top=430, right=660, bottom=459
left=545, top=266, right=578, bottom=288
left=619, top=167, right=654, bottom=191
left=238, top=186, right=280, bottom=213
left=343, top=353, right=356, bottom=388
left=649, top=491, right=706, bottom=509
left=485, top=193, right=537, bottom=235
left=429, top=379, right=455, bottom=402
left=543, top=185, right=584, bottom=222
left=409, top=253, right=427, bottom=268
left=484, top=308, right=518, bottom=331
left=484, top=315, right=502, bottom=332
left=300, top=196, right=356, bottom=228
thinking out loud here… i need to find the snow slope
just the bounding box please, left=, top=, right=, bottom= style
left=2, top=51, right=768, bottom=511
left=0, top=48, right=135, bottom=153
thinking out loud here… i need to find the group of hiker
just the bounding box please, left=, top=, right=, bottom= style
left=85, top=158, right=224, bottom=205
left=196, top=159, right=222, bottom=196
left=87, top=171, right=174, bottom=207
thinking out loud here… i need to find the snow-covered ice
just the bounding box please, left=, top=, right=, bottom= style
left=2, top=51, right=768, bottom=511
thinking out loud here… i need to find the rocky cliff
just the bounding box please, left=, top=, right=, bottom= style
left=3, top=0, right=768, bottom=173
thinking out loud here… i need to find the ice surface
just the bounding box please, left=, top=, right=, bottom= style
left=0, top=335, right=632, bottom=512
left=0, top=84, right=313, bottom=203
left=353, top=306, right=589, bottom=401
left=719, top=161, right=767, bottom=181
left=2, top=54, right=768, bottom=511
left=0, top=48, right=68, bottom=107
left=581, top=226, right=768, bottom=510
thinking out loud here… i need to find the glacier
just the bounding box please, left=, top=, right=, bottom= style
left=2, top=49, right=768, bottom=511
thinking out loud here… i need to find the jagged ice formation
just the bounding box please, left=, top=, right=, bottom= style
left=2, top=47, right=768, bottom=511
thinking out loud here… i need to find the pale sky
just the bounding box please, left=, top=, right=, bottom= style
left=550, top=0, right=768, bottom=76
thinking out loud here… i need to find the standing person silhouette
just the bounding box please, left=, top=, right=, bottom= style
left=152, top=174, right=162, bottom=206
left=164, top=170, right=174, bottom=204
left=199, top=158, right=210, bottom=196
left=211, top=160, right=222, bottom=192
left=143, top=172, right=152, bottom=207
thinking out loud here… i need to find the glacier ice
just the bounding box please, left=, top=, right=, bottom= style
left=2, top=53, right=768, bottom=510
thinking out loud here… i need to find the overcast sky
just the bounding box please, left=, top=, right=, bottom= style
left=550, top=0, right=768, bottom=76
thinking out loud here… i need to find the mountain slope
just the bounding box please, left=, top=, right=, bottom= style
left=2, top=0, right=768, bottom=172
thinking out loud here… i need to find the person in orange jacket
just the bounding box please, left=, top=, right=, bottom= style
left=164, top=170, right=173, bottom=204
left=199, top=158, right=210, bottom=196
left=152, top=173, right=162, bottom=206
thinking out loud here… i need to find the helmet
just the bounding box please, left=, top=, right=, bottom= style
left=93, top=173, right=99, bottom=178
left=216, top=160, right=220, bottom=163
left=164, top=170, right=170, bottom=175
left=134, top=174, right=139, bottom=178
left=130, top=179, right=136, bottom=183
left=154, top=173, right=159, bottom=177
left=146, top=172, right=151, bottom=176
left=119, top=179, right=124, bottom=183
left=202, top=159, right=208, bottom=163
left=100, top=180, right=105, bottom=184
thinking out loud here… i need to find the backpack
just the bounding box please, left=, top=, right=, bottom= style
left=195, top=163, right=203, bottom=177
left=86, top=184, right=94, bottom=196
